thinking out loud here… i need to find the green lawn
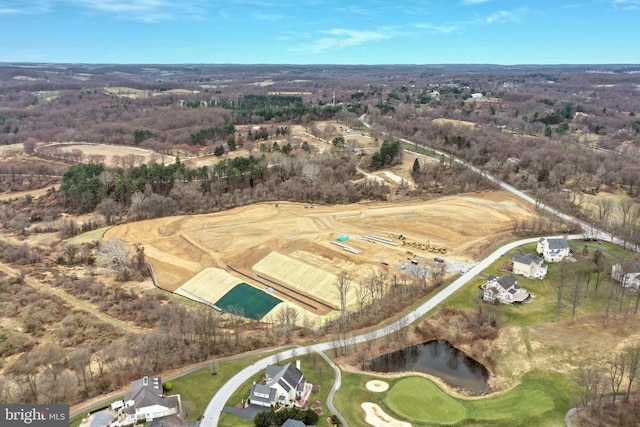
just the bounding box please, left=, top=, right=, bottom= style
left=169, top=351, right=283, bottom=422
left=386, top=377, right=466, bottom=424
left=441, top=239, right=636, bottom=327
left=336, top=370, right=574, bottom=426
left=219, top=353, right=335, bottom=427
left=70, top=226, right=111, bottom=243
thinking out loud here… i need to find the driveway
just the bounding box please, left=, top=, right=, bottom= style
left=223, top=404, right=266, bottom=419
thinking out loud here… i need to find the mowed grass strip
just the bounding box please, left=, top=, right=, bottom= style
left=385, top=377, right=465, bottom=424
left=215, top=283, right=282, bottom=320
left=252, top=251, right=340, bottom=305
left=70, top=226, right=111, bottom=243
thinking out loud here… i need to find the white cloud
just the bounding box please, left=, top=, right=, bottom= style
left=251, top=11, right=284, bottom=21
left=414, top=23, right=459, bottom=34
left=479, top=8, right=527, bottom=24
left=0, top=0, right=209, bottom=22
left=0, top=0, right=52, bottom=15
left=299, top=28, right=392, bottom=54
left=613, top=0, right=640, bottom=10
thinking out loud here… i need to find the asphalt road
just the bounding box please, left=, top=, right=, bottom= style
left=200, top=234, right=583, bottom=426
left=200, top=117, right=638, bottom=426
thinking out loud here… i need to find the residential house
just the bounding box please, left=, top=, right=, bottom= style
left=111, top=376, right=181, bottom=426
left=611, top=262, right=640, bottom=289
left=282, top=420, right=307, bottom=427
left=512, top=253, right=547, bottom=279
left=536, top=237, right=571, bottom=262
left=250, top=361, right=312, bottom=408
left=482, top=275, right=530, bottom=304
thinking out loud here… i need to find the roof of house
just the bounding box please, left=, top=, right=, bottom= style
left=513, top=253, right=543, bottom=265
left=282, top=420, right=306, bottom=427
left=266, top=364, right=282, bottom=379
left=124, top=376, right=179, bottom=413
left=621, top=262, right=640, bottom=274
left=267, top=363, right=304, bottom=392
left=250, top=384, right=276, bottom=405
left=497, top=275, right=518, bottom=290
left=542, top=238, right=569, bottom=250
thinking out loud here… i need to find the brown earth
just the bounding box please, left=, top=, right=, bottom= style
left=106, top=191, right=539, bottom=315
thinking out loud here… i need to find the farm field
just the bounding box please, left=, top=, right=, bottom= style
left=106, top=191, right=539, bottom=320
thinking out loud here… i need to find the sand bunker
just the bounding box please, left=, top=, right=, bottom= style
left=361, top=402, right=411, bottom=427
left=365, top=380, right=390, bottom=392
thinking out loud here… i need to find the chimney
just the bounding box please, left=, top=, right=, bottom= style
left=296, top=360, right=300, bottom=370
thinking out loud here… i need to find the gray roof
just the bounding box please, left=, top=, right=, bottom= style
left=125, top=376, right=178, bottom=412
left=266, top=364, right=282, bottom=379
left=622, top=262, right=640, bottom=274
left=282, top=420, right=306, bottom=427
left=250, top=384, right=276, bottom=405
left=546, top=238, right=569, bottom=250
left=497, top=275, right=518, bottom=290
left=267, top=363, right=304, bottom=392
left=513, top=253, right=543, bottom=265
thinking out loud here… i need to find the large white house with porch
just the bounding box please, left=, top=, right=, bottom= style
left=482, top=275, right=530, bottom=305
left=536, top=237, right=571, bottom=262
left=512, top=253, right=547, bottom=279
left=250, top=361, right=312, bottom=408
left=110, top=376, right=181, bottom=426
left=611, top=262, right=640, bottom=289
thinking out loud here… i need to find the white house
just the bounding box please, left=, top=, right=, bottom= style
left=482, top=275, right=530, bottom=305
left=536, top=237, right=571, bottom=262
left=110, top=376, right=181, bottom=426
left=250, top=361, right=312, bottom=408
left=611, top=262, right=640, bottom=289
left=512, top=253, right=547, bottom=279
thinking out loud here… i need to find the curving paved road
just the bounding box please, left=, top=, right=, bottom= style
left=200, top=234, right=583, bottom=426
left=200, top=116, right=638, bottom=426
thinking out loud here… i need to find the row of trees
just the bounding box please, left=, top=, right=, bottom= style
left=573, top=344, right=640, bottom=426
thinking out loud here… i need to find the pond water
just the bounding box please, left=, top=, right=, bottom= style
left=368, top=339, right=489, bottom=394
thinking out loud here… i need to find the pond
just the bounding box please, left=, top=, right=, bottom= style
left=368, top=339, right=489, bottom=394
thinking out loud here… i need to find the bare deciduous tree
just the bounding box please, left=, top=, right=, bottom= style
left=334, top=270, right=352, bottom=317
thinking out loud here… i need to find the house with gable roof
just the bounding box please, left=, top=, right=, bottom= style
left=536, top=237, right=571, bottom=262
left=512, top=253, right=547, bottom=279
left=611, top=262, right=640, bottom=289
left=482, top=275, right=530, bottom=305
left=250, top=361, right=312, bottom=408
left=110, top=376, right=182, bottom=426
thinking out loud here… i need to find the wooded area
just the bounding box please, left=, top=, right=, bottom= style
left=0, top=64, right=639, bottom=421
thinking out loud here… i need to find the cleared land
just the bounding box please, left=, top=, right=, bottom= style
left=106, top=192, right=539, bottom=319
left=40, top=142, right=174, bottom=166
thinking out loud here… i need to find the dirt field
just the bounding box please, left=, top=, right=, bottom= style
left=40, top=142, right=174, bottom=166
left=106, top=192, right=539, bottom=318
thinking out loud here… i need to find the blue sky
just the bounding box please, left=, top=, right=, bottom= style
left=1, top=0, right=638, bottom=64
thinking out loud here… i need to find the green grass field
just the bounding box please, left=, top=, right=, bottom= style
left=336, top=370, right=573, bottom=426
left=70, top=226, right=111, bottom=243
left=441, top=239, right=635, bottom=327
